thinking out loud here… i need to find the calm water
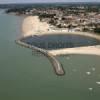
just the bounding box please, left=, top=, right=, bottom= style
left=21, top=34, right=100, bottom=50
left=0, top=10, right=100, bottom=100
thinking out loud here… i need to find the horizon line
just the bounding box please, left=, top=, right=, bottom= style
left=0, top=1, right=100, bottom=5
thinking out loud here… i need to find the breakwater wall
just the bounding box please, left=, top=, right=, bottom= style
left=15, top=39, right=65, bottom=76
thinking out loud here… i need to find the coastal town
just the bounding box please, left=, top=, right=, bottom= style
left=6, top=3, right=100, bottom=33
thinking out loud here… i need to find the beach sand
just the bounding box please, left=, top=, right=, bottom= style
left=22, top=16, right=49, bottom=37
left=49, top=45, right=100, bottom=56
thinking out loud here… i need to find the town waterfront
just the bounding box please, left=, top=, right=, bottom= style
left=0, top=10, right=100, bottom=100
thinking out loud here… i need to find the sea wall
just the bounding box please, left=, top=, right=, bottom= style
left=16, top=39, right=65, bottom=76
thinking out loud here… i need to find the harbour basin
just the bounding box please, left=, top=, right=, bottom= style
left=20, top=34, right=100, bottom=50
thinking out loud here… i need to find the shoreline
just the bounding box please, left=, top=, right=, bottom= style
left=49, top=45, right=100, bottom=56
left=29, top=31, right=100, bottom=40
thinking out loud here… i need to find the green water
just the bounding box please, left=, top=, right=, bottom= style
left=0, top=10, right=100, bottom=100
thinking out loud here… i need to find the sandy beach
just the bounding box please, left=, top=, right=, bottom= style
left=49, top=45, right=100, bottom=56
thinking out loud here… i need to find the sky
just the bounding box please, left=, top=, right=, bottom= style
left=0, top=0, right=100, bottom=4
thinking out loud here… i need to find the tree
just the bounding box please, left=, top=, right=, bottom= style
left=94, top=28, right=100, bottom=34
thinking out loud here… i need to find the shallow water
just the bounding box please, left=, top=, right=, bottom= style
left=0, top=10, right=100, bottom=100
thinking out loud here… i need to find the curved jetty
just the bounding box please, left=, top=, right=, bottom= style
left=16, top=31, right=100, bottom=76
left=16, top=39, right=65, bottom=76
